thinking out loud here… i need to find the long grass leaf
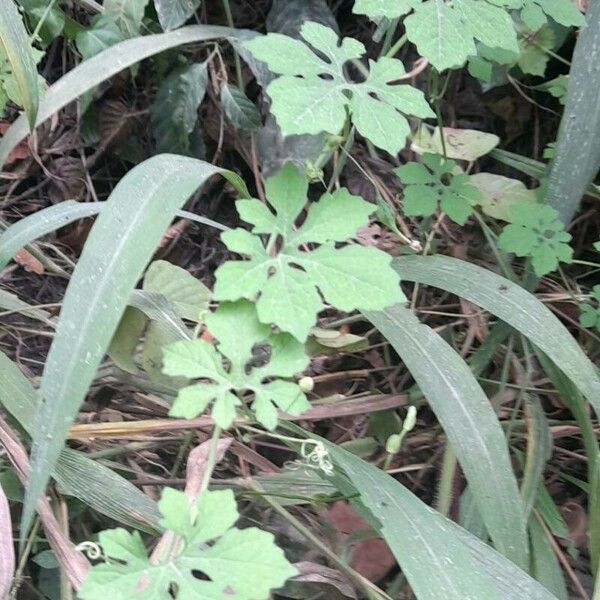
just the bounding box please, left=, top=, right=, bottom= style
left=322, top=438, right=557, bottom=599
left=364, top=304, right=529, bottom=569
left=393, top=255, right=600, bottom=415
left=547, top=2, right=600, bottom=223
left=0, top=0, right=38, bottom=127
left=21, top=155, right=248, bottom=539
left=0, top=24, right=244, bottom=167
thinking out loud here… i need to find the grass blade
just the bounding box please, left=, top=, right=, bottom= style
left=322, top=438, right=557, bottom=599
left=364, top=304, right=529, bottom=569
left=0, top=0, right=38, bottom=128
left=393, top=255, right=600, bottom=416
left=0, top=24, right=244, bottom=167
left=546, top=1, right=600, bottom=223
left=22, top=154, right=248, bottom=540
left=529, top=516, right=568, bottom=600
left=0, top=480, right=13, bottom=599
left=0, top=350, right=160, bottom=531
left=0, top=201, right=228, bottom=270
left=0, top=201, right=99, bottom=270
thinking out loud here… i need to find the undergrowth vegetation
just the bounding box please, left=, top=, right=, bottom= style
left=0, top=0, right=599, bottom=598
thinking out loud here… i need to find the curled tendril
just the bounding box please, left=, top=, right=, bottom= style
left=300, top=440, right=334, bottom=476
left=75, top=541, right=105, bottom=561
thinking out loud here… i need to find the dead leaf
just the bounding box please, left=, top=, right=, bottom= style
left=293, top=561, right=357, bottom=598
left=325, top=501, right=396, bottom=582
left=0, top=122, right=30, bottom=164
left=14, top=249, right=44, bottom=274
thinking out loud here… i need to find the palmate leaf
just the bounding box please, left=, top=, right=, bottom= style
left=395, top=153, right=482, bottom=225
left=213, top=163, right=403, bottom=341
left=579, top=285, right=600, bottom=332
left=354, top=0, right=582, bottom=71
left=79, top=488, right=296, bottom=599
left=162, top=300, right=310, bottom=430
left=498, top=203, right=573, bottom=276
left=244, top=21, right=433, bottom=155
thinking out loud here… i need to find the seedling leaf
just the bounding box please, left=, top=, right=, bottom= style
left=244, top=21, right=433, bottom=155
left=214, top=163, right=403, bottom=341
left=498, top=203, right=573, bottom=276
left=395, top=153, right=482, bottom=225
left=79, top=488, right=296, bottom=599
left=163, top=300, right=310, bottom=429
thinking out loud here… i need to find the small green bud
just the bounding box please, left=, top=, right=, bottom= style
left=298, top=376, right=314, bottom=393
left=304, top=161, right=323, bottom=183
left=403, top=406, right=417, bottom=432
left=385, top=434, right=402, bottom=455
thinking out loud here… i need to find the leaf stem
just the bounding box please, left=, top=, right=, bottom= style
left=198, top=425, right=223, bottom=498
left=221, top=0, right=244, bottom=85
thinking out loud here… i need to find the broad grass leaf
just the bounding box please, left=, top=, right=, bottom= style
left=21, top=155, right=248, bottom=541
left=0, top=0, right=38, bottom=127
left=364, top=304, right=529, bottom=568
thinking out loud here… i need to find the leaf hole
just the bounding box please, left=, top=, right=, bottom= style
left=192, top=570, right=213, bottom=582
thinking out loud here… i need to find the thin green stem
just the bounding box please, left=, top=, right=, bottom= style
left=221, top=0, right=244, bottom=85
left=198, top=425, right=223, bottom=499
left=435, top=443, right=456, bottom=516
left=30, top=0, right=58, bottom=42
left=385, top=33, right=408, bottom=58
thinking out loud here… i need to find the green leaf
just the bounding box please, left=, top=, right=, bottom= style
left=21, top=155, right=248, bottom=543
left=529, top=517, right=568, bottom=600
left=80, top=488, right=296, bottom=599
left=143, top=260, right=211, bottom=322
left=104, top=0, right=149, bottom=38
left=579, top=285, right=600, bottom=332
left=392, top=254, right=600, bottom=420
left=0, top=24, right=241, bottom=168
left=518, top=25, right=555, bottom=76
left=18, top=0, right=65, bottom=45
left=311, top=431, right=558, bottom=599
left=0, top=0, right=39, bottom=127
left=470, top=173, right=537, bottom=221
left=76, top=15, right=123, bottom=60
left=150, top=61, right=207, bottom=155
left=154, top=0, right=201, bottom=30
left=353, top=0, right=415, bottom=19
left=396, top=153, right=482, bottom=224
left=163, top=300, right=310, bottom=429
left=498, top=203, right=573, bottom=276
left=214, top=164, right=402, bottom=341
left=521, top=0, right=584, bottom=29
left=220, top=83, right=261, bottom=130
left=364, top=304, right=529, bottom=568
left=547, top=1, right=600, bottom=224
left=404, top=0, right=520, bottom=72
left=108, top=307, right=147, bottom=373
left=244, top=21, right=433, bottom=154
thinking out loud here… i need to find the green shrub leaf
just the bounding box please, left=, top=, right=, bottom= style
left=404, top=0, right=519, bottom=72
left=395, top=153, right=482, bottom=224
left=244, top=21, right=433, bottom=154
left=154, top=0, right=202, bottom=31
left=79, top=488, right=296, bottom=599
left=221, top=83, right=261, bottom=130
left=104, top=0, right=149, bottom=38
left=150, top=61, right=208, bottom=155
left=163, top=300, right=310, bottom=429
left=579, top=285, right=600, bottom=332
left=214, top=163, right=402, bottom=341
left=498, top=203, right=573, bottom=276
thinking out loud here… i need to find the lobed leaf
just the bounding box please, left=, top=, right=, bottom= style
left=80, top=488, right=296, bottom=599
left=163, top=300, right=310, bottom=430
left=244, top=21, right=433, bottom=154
left=214, top=163, right=403, bottom=341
